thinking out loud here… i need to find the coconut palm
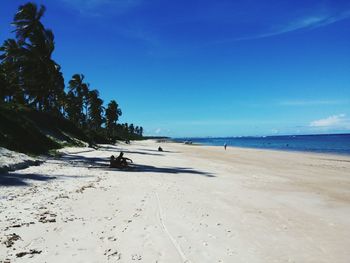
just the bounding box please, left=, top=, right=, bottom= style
left=129, top=123, right=135, bottom=135
left=7, top=2, right=64, bottom=111
left=0, top=39, right=26, bottom=103
left=105, top=100, right=122, bottom=137
left=88, top=89, right=104, bottom=131
left=22, top=28, right=63, bottom=111
left=0, top=63, right=7, bottom=101
left=66, top=74, right=90, bottom=127
left=12, top=2, right=46, bottom=45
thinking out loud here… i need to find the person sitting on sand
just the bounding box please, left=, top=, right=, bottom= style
left=110, top=155, right=116, bottom=167
left=158, top=146, right=163, bottom=152
left=110, top=152, right=133, bottom=168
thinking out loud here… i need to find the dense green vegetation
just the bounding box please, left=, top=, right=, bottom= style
left=0, top=2, right=144, bottom=153
left=0, top=103, right=88, bottom=154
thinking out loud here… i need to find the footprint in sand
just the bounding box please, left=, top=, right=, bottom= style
left=208, top=233, right=217, bottom=239
left=107, top=236, right=117, bottom=241
left=3, top=233, right=21, bottom=248
left=104, top=249, right=121, bottom=260
left=226, top=230, right=234, bottom=238
left=16, top=249, right=42, bottom=258
left=131, top=254, right=142, bottom=260
left=37, top=211, right=57, bottom=223
left=227, top=248, right=236, bottom=256
left=53, top=227, right=63, bottom=232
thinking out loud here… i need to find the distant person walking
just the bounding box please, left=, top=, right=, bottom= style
left=224, top=142, right=227, bottom=150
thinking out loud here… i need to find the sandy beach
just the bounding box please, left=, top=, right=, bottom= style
left=1, top=140, right=350, bottom=262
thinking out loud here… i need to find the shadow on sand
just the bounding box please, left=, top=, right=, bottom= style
left=0, top=172, right=91, bottom=187
left=58, top=150, right=164, bottom=168
left=105, top=164, right=215, bottom=178
left=138, top=148, right=180, bottom=154
left=0, top=172, right=56, bottom=187
left=60, top=154, right=109, bottom=165
left=97, top=145, right=171, bottom=156
left=99, top=148, right=164, bottom=156
left=1, top=151, right=214, bottom=187
left=119, top=150, right=164, bottom=156
left=52, top=155, right=215, bottom=177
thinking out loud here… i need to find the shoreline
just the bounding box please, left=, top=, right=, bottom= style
left=1, top=140, right=350, bottom=262
left=175, top=140, right=350, bottom=157
left=183, top=142, right=350, bottom=157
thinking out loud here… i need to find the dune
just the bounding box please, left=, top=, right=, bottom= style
left=1, top=140, right=350, bottom=262
left=0, top=148, right=42, bottom=173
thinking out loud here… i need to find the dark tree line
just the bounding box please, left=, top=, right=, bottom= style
left=0, top=2, right=143, bottom=141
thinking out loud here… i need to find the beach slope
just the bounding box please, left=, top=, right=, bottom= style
left=1, top=140, right=350, bottom=262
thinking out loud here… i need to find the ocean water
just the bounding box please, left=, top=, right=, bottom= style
left=175, top=134, right=350, bottom=155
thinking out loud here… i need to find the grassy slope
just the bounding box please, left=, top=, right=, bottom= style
left=0, top=103, right=89, bottom=154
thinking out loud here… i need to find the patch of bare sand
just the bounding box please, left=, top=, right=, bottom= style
left=1, top=140, right=349, bottom=262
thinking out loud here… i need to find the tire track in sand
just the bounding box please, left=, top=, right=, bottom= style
left=155, top=192, right=190, bottom=263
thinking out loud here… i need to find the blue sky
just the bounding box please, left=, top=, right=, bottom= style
left=1, top=0, right=350, bottom=137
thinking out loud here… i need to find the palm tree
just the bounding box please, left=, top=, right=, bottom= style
left=8, top=3, right=64, bottom=112
left=65, top=91, right=80, bottom=125
left=0, top=39, right=22, bottom=65
left=82, top=82, right=90, bottom=125
left=48, top=62, right=65, bottom=115
left=139, top=126, right=143, bottom=136
left=12, top=2, right=46, bottom=45
left=87, top=89, right=104, bottom=131
left=105, top=100, right=122, bottom=138
left=24, top=29, right=64, bottom=111
left=135, top=126, right=140, bottom=136
left=0, top=63, right=6, bottom=101
left=0, top=39, right=25, bottom=103
left=129, top=123, right=135, bottom=135
left=2, top=3, right=143, bottom=144
left=67, top=74, right=88, bottom=127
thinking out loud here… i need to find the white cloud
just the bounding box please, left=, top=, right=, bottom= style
left=145, top=128, right=171, bottom=136
left=279, top=100, right=346, bottom=106
left=271, top=129, right=279, bottom=134
left=171, top=119, right=281, bottom=126
left=310, top=114, right=350, bottom=129
left=274, top=14, right=342, bottom=33
left=68, top=0, right=112, bottom=8
left=59, top=0, right=142, bottom=15
left=236, top=10, right=350, bottom=41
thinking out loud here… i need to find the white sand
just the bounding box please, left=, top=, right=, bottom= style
left=1, top=140, right=350, bottom=262
left=0, top=148, right=41, bottom=173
